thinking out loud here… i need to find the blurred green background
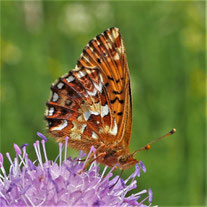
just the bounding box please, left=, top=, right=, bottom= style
left=1, top=1, right=205, bottom=206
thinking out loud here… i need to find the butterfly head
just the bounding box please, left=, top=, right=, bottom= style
left=101, top=148, right=138, bottom=170
left=118, top=154, right=138, bottom=170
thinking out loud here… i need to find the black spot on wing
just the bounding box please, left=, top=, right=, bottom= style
left=113, top=90, right=123, bottom=95
left=107, top=76, right=123, bottom=84
left=107, top=76, right=114, bottom=81
left=111, top=97, right=124, bottom=104
left=105, top=82, right=109, bottom=87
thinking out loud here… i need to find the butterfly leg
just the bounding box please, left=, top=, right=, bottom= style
left=77, top=145, right=106, bottom=174
left=79, top=152, right=107, bottom=174
left=77, top=158, right=86, bottom=162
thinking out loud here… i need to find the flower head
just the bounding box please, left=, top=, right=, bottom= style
left=0, top=133, right=153, bottom=206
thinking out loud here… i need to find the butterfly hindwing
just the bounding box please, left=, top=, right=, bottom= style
left=46, top=67, right=117, bottom=149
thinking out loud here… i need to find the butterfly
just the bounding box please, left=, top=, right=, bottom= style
left=45, top=27, right=176, bottom=170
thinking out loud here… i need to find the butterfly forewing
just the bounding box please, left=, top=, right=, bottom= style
left=45, top=27, right=132, bottom=154
left=76, top=28, right=131, bottom=141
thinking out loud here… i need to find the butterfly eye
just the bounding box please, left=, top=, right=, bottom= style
left=119, top=156, right=128, bottom=164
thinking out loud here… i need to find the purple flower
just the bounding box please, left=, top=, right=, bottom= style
left=0, top=133, right=153, bottom=206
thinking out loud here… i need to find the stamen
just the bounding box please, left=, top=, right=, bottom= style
left=138, top=193, right=150, bottom=205
left=0, top=191, right=6, bottom=200
left=14, top=157, right=19, bottom=176
left=24, top=193, right=36, bottom=207
left=21, top=195, right=30, bottom=206
left=79, top=150, right=83, bottom=157
left=38, top=194, right=47, bottom=206
left=35, top=141, right=42, bottom=159
left=21, top=143, right=28, bottom=149
left=18, top=153, right=26, bottom=167
left=135, top=164, right=141, bottom=177
left=0, top=153, right=7, bottom=180
left=125, top=164, right=140, bottom=184
left=89, top=151, right=97, bottom=171
left=33, top=142, right=43, bottom=168
left=79, top=150, right=86, bottom=158
left=47, top=168, right=59, bottom=193
left=134, top=189, right=147, bottom=197
left=0, top=153, right=3, bottom=168
left=135, top=189, right=152, bottom=206
left=37, top=132, right=48, bottom=142
left=64, top=136, right=69, bottom=161
left=83, top=146, right=96, bottom=169
left=120, top=178, right=125, bottom=188
left=123, top=179, right=137, bottom=193
left=27, top=157, right=36, bottom=171
left=94, top=165, right=108, bottom=188
left=148, top=188, right=153, bottom=203
left=59, top=143, right=62, bottom=167
left=100, top=165, right=108, bottom=179
left=6, top=152, right=14, bottom=167
left=41, top=140, right=48, bottom=163
left=24, top=153, right=29, bottom=168
left=21, top=144, right=28, bottom=159
left=102, top=164, right=117, bottom=183
left=139, top=161, right=146, bottom=173
left=14, top=143, right=21, bottom=155
left=20, top=184, right=31, bottom=195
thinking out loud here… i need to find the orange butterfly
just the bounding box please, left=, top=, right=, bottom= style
left=45, top=27, right=175, bottom=170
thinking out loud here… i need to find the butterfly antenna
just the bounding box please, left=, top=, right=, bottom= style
left=132, top=128, right=176, bottom=156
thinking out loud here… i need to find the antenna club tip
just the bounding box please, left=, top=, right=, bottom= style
left=171, top=128, right=176, bottom=134
left=145, top=144, right=151, bottom=150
